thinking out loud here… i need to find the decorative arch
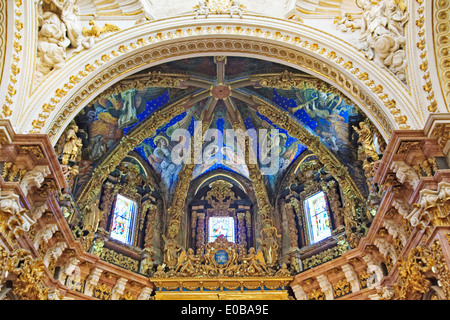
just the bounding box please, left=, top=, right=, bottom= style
left=18, top=15, right=420, bottom=142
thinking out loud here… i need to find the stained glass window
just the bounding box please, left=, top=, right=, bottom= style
left=305, top=191, right=332, bottom=244
left=110, top=194, right=137, bottom=245
left=208, top=216, right=235, bottom=243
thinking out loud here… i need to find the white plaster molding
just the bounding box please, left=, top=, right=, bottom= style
left=84, top=267, right=103, bottom=296
left=0, top=191, right=36, bottom=238
left=392, top=198, right=411, bottom=219
left=33, top=223, right=58, bottom=250
left=111, top=277, right=128, bottom=300
left=58, top=256, right=80, bottom=284
left=0, top=192, right=22, bottom=215
left=137, top=287, right=153, bottom=300
left=29, top=202, right=48, bottom=222
left=368, top=293, right=381, bottom=300
left=43, top=241, right=67, bottom=268
left=19, top=165, right=51, bottom=197
left=291, top=284, right=307, bottom=300
left=407, top=181, right=450, bottom=228
left=342, top=264, right=360, bottom=293
left=390, top=161, right=420, bottom=190
left=374, top=238, right=397, bottom=264
left=316, top=274, right=334, bottom=300
left=362, top=254, right=383, bottom=288
left=47, top=289, right=62, bottom=300
left=382, top=219, right=407, bottom=245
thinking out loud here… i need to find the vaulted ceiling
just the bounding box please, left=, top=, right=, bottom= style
left=66, top=56, right=373, bottom=205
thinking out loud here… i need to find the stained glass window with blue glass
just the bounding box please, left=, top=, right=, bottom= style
left=110, top=194, right=137, bottom=245
left=305, top=191, right=332, bottom=244
left=208, top=216, right=235, bottom=243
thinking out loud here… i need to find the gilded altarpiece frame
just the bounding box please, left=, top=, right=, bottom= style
left=290, top=181, right=336, bottom=249
left=189, top=180, right=253, bottom=251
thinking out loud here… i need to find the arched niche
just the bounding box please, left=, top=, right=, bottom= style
left=185, top=170, right=257, bottom=252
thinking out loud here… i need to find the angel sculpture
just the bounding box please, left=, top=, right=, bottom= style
left=162, top=234, right=181, bottom=268
left=175, top=248, right=201, bottom=276
left=242, top=247, right=269, bottom=275
left=82, top=20, right=120, bottom=38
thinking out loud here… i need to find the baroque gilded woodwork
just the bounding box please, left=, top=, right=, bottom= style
left=394, top=245, right=434, bottom=300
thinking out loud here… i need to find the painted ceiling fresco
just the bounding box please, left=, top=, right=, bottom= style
left=68, top=56, right=369, bottom=204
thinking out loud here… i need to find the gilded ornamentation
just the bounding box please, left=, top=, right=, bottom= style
left=430, top=123, right=450, bottom=150
left=93, top=283, right=112, bottom=300
left=257, top=226, right=281, bottom=268
left=413, top=158, right=438, bottom=178
left=19, top=146, right=45, bottom=159
left=205, top=180, right=236, bottom=214
left=353, top=120, right=380, bottom=162
left=162, top=233, right=182, bottom=269
left=119, top=292, right=135, bottom=300
left=406, top=181, right=450, bottom=231
left=397, top=141, right=421, bottom=154
left=5, top=249, right=49, bottom=300
left=0, top=192, right=36, bottom=245
left=285, top=199, right=299, bottom=249
left=162, top=113, right=212, bottom=248
left=153, top=237, right=287, bottom=278
left=99, top=247, right=140, bottom=273
left=307, top=289, right=326, bottom=300
left=358, top=270, right=372, bottom=289
left=1, top=0, right=22, bottom=118
left=394, top=244, right=434, bottom=300
left=97, top=72, right=190, bottom=102
left=250, top=71, right=351, bottom=105
left=1, top=162, right=27, bottom=182
left=302, top=245, right=345, bottom=270
left=61, top=123, right=82, bottom=165
left=236, top=212, right=247, bottom=248
left=91, top=238, right=105, bottom=257
left=143, top=202, right=157, bottom=250
left=333, top=279, right=352, bottom=298
left=430, top=240, right=450, bottom=299
left=414, top=0, right=439, bottom=112
left=82, top=20, right=120, bottom=38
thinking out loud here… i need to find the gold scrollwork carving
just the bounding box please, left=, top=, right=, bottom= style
left=333, top=279, right=352, bottom=298
left=394, top=244, right=434, bottom=300
left=99, top=247, right=140, bottom=273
